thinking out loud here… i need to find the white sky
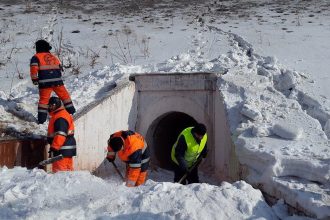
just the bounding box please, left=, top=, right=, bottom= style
left=0, top=1, right=329, bottom=219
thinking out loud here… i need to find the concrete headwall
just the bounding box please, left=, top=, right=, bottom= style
left=132, top=73, right=240, bottom=181
left=214, top=86, right=240, bottom=181
left=72, top=73, right=239, bottom=182
left=73, top=81, right=137, bottom=172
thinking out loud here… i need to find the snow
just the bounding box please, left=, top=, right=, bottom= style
left=0, top=0, right=330, bottom=219
left=272, top=122, right=303, bottom=140
left=325, top=119, right=330, bottom=139
left=0, top=167, right=279, bottom=220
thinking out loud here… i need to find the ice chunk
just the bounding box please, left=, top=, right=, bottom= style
left=241, top=104, right=262, bottom=121
left=252, top=125, right=272, bottom=137
left=324, top=119, right=330, bottom=139
left=272, top=122, right=303, bottom=140
left=262, top=56, right=277, bottom=70
left=274, top=69, right=299, bottom=91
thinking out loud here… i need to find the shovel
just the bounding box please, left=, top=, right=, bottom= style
left=178, top=156, right=203, bottom=184
left=110, top=161, right=125, bottom=181
left=39, top=154, right=63, bottom=166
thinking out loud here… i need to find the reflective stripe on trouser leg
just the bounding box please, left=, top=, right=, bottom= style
left=38, top=88, right=53, bottom=124
left=135, top=171, right=147, bottom=186
left=52, top=157, right=73, bottom=173
left=126, top=167, right=141, bottom=187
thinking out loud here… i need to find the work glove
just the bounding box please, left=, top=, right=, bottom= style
left=107, top=157, right=115, bottom=163
left=48, top=147, right=58, bottom=157
left=32, top=80, right=39, bottom=85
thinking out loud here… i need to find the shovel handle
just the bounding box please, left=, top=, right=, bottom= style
left=111, top=161, right=125, bottom=181
left=178, top=156, right=203, bottom=184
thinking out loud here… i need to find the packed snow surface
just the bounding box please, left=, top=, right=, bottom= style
left=0, top=167, right=280, bottom=220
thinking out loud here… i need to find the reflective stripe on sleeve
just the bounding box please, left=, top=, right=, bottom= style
left=30, top=63, right=38, bottom=66
left=129, top=163, right=141, bottom=168
left=60, top=145, right=76, bottom=150
left=55, top=131, right=67, bottom=136
left=39, top=78, right=62, bottom=83
left=142, top=141, right=148, bottom=153
left=141, top=158, right=150, bottom=164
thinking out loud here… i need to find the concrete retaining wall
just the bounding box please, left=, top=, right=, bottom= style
left=73, top=81, right=137, bottom=172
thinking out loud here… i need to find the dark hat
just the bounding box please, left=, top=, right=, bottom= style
left=48, top=96, right=62, bottom=111
left=108, top=137, right=124, bottom=152
left=35, top=39, right=52, bottom=53
left=192, top=123, right=207, bottom=136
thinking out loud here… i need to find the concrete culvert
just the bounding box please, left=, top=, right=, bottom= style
left=53, top=72, right=240, bottom=182
left=146, top=111, right=197, bottom=170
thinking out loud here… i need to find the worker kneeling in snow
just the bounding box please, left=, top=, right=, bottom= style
left=47, top=97, right=76, bottom=172
left=171, top=123, right=208, bottom=184
left=107, top=130, right=150, bottom=187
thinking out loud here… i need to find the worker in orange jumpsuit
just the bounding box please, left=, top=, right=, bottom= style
left=107, top=130, right=150, bottom=187
left=30, top=39, right=75, bottom=124
left=47, top=97, right=76, bottom=172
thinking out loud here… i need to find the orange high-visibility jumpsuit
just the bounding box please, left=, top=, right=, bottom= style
left=47, top=106, right=76, bottom=172
left=30, top=52, right=75, bottom=124
left=107, top=130, right=150, bottom=187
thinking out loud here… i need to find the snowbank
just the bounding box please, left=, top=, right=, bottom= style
left=0, top=167, right=278, bottom=220
left=218, top=34, right=330, bottom=218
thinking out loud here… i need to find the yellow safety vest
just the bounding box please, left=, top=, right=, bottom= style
left=171, top=127, right=207, bottom=168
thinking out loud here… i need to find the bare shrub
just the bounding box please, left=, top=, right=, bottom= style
left=140, top=36, right=150, bottom=58
left=7, top=46, right=20, bottom=61
left=71, top=64, right=81, bottom=75
left=108, top=33, right=132, bottom=64
left=62, top=56, right=73, bottom=69
left=71, top=56, right=83, bottom=75
left=25, top=0, right=32, bottom=12
left=87, top=48, right=100, bottom=68
left=14, top=60, right=24, bottom=80
left=53, top=27, right=64, bottom=57
left=0, top=35, right=11, bottom=45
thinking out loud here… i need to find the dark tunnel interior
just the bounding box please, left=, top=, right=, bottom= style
left=149, top=112, right=197, bottom=170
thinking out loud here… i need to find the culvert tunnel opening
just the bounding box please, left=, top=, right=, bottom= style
left=147, top=111, right=198, bottom=170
